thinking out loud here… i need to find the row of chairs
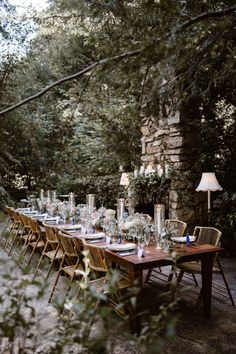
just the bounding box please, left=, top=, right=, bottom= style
left=147, top=220, right=235, bottom=306
left=1, top=209, right=234, bottom=311
left=1, top=207, right=132, bottom=317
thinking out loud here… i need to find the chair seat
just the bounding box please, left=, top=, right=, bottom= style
left=63, top=264, right=83, bottom=277
left=178, top=261, right=219, bottom=274
left=45, top=248, right=64, bottom=259
left=21, top=234, right=36, bottom=242
left=30, top=240, right=45, bottom=248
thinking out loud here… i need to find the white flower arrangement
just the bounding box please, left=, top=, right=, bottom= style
left=124, top=213, right=152, bottom=234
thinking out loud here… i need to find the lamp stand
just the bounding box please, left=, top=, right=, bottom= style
left=207, top=190, right=211, bottom=225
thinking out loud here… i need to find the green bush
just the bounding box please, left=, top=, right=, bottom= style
left=212, top=191, right=236, bottom=255
left=56, top=174, right=121, bottom=208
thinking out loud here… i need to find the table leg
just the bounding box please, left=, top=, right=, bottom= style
left=201, top=254, right=214, bottom=319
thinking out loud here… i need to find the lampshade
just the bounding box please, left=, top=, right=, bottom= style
left=196, top=172, right=223, bottom=192
left=120, top=172, right=129, bottom=187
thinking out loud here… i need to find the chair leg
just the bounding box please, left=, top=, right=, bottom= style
left=177, top=270, right=184, bottom=285
left=192, top=274, right=198, bottom=287
left=167, top=266, right=177, bottom=290
left=0, top=219, right=10, bottom=242
left=45, top=245, right=60, bottom=282
left=26, top=243, right=39, bottom=267
left=145, top=268, right=152, bottom=283
left=3, top=223, right=16, bottom=250
left=217, top=259, right=235, bottom=306
left=64, top=259, right=81, bottom=299
left=8, top=228, right=21, bottom=256
left=34, top=241, right=48, bottom=277
left=48, top=255, right=66, bottom=303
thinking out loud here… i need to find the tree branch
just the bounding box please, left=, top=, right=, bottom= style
left=0, top=48, right=141, bottom=116
left=1, top=5, right=236, bottom=116
left=179, top=5, right=236, bottom=31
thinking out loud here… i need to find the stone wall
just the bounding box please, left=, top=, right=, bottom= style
left=140, top=104, right=202, bottom=224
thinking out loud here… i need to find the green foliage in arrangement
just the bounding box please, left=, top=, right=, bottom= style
left=129, top=172, right=171, bottom=206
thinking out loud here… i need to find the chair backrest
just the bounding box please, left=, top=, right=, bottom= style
left=5, top=206, right=14, bottom=220
left=29, top=217, right=42, bottom=235
left=12, top=209, right=22, bottom=224
left=193, top=226, right=222, bottom=246
left=57, top=231, right=77, bottom=257
left=82, top=240, right=107, bottom=273
left=20, top=213, right=31, bottom=228
left=165, top=219, right=187, bottom=237
left=43, top=223, right=58, bottom=243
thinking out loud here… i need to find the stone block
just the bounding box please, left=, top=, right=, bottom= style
left=169, top=190, right=179, bottom=202
left=154, top=129, right=169, bottom=138
left=165, top=136, right=184, bottom=149
left=145, top=136, right=154, bottom=143
left=141, top=126, right=150, bottom=136
left=152, top=140, right=162, bottom=146
left=167, top=111, right=181, bottom=125
left=146, top=145, right=160, bottom=154
left=141, top=155, right=153, bottom=163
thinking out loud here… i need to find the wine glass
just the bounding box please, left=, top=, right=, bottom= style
left=109, top=219, right=116, bottom=243
left=144, top=226, right=151, bottom=253
left=136, top=228, right=145, bottom=257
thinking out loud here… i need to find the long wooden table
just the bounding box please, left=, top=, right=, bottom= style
left=39, top=221, right=223, bottom=328
left=105, top=243, right=223, bottom=321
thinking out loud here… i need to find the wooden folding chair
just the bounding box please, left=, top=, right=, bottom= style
left=48, top=232, right=83, bottom=303
left=176, top=226, right=235, bottom=306
left=18, top=217, right=46, bottom=268
left=82, top=241, right=132, bottom=318
left=34, top=224, right=64, bottom=282
left=7, top=209, right=24, bottom=256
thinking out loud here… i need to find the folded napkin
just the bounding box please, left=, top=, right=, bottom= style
left=18, top=208, right=31, bottom=211
left=84, top=232, right=106, bottom=238
left=44, top=217, right=60, bottom=222
left=63, top=224, right=83, bottom=230
left=87, top=239, right=105, bottom=244
left=117, top=250, right=137, bottom=257
left=32, top=213, right=48, bottom=218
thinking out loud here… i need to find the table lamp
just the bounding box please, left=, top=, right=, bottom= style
left=196, top=172, right=223, bottom=223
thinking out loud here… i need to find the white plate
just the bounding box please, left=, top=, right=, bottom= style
left=171, top=236, right=196, bottom=243
left=18, top=208, right=31, bottom=211
left=63, top=224, right=82, bottom=231
left=108, top=243, right=137, bottom=251
left=84, top=232, right=106, bottom=240
left=32, top=214, right=48, bottom=218
left=44, top=217, right=60, bottom=222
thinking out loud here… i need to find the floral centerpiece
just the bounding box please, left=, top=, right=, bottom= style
left=124, top=213, right=152, bottom=239
left=90, top=208, right=116, bottom=228
left=37, top=198, right=77, bottom=220
left=58, top=201, right=77, bottom=220
left=160, top=226, right=177, bottom=250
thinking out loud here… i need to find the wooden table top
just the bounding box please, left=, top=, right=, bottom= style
left=41, top=223, right=223, bottom=270
left=105, top=243, right=223, bottom=271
